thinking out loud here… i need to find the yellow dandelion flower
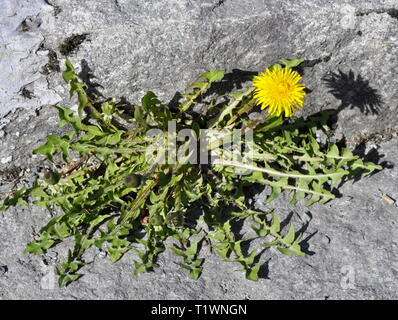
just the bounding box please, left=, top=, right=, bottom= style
left=253, top=65, right=306, bottom=117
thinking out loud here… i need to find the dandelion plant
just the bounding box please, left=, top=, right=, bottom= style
left=0, top=58, right=381, bottom=286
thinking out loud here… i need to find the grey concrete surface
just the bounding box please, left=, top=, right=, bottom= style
left=0, top=0, right=397, bottom=299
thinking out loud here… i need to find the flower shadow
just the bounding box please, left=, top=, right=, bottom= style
left=322, top=70, right=383, bottom=115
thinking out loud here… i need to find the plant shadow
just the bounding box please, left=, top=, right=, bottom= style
left=206, top=69, right=258, bottom=96
left=229, top=208, right=316, bottom=280
left=78, top=59, right=104, bottom=101
left=167, top=69, right=258, bottom=114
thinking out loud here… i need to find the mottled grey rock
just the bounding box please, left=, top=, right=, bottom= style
left=0, top=0, right=62, bottom=117
left=0, top=0, right=397, bottom=300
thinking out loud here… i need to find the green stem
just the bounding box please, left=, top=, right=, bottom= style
left=212, top=159, right=349, bottom=180
left=210, top=86, right=255, bottom=128
left=113, top=179, right=158, bottom=234
left=179, top=83, right=210, bottom=113
left=258, top=178, right=334, bottom=199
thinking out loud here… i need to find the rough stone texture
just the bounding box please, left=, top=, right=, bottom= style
left=0, top=0, right=397, bottom=299
left=0, top=0, right=61, bottom=116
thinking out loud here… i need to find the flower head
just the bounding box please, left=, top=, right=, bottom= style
left=253, top=65, right=306, bottom=117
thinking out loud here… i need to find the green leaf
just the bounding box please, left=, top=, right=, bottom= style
left=62, top=60, right=76, bottom=83
left=283, top=224, right=295, bottom=246
left=54, top=105, right=74, bottom=127
left=133, top=260, right=148, bottom=275
left=245, top=263, right=260, bottom=281
left=33, top=135, right=60, bottom=161
left=186, top=240, right=199, bottom=258
left=134, top=106, right=144, bottom=123
left=170, top=246, right=185, bottom=257
left=65, top=59, right=75, bottom=72
left=24, top=240, right=54, bottom=254
left=199, top=69, right=225, bottom=83
left=29, top=187, right=48, bottom=198
left=327, top=144, right=339, bottom=158
left=279, top=58, right=304, bottom=68
left=277, top=243, right=305, bottom=257
left=2, top=187, right=28, bottom=207
left=252, top=225, right=268, bottom=237
left=212, top=242, right=229, bottom=258
left=62, top=71, right=75, bottom=82
left=58, top=272, right=82, bottom=287
left=242, top=249, right=257, bottom=266
left=266, top=186, right=282, bottom=203
left=189, top=264, right=204, bottom=280
left=257, top=115, right=284, bottom=132
left=270, top=212, right=281, bottom=234
left=188, top=81, right=208, bottom=89
left=88, top=215, right=111, bottom=232
left=78, top=91, right=89, bottom=115
left=98, top=130, right=124, bottom=145
left=108, top=246, right=130, bottom=263
left=142, top=91, right=161, bottom=111
left=208, top=230, right=225, bottom=242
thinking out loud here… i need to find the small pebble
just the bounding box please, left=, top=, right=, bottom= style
left=95, top=248, right=107, bottom=258
left=1, top=156, right=12, bottom=164
left=42, top=251, right=58, bottom=265
left=0, top=265, right=8, bottom=276
left=0, top=183, right=15, bottom=192
left=46, top=251, right=58, bottom=259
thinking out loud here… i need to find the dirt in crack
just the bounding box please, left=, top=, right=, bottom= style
left=212, top=0, right=226, bottom=11
left=42, top=49, right=60, bottom=74
left=20, top=87, right=34, bottom=99
left=59, top=33, right=89, bottom=56
left=356, top=8, right=398, bottom=20
left=294, top=55, right=332, bottom=76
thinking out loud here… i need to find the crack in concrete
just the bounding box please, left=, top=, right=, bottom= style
left=114, top=0, right=123, bottom=13
left=212, top=0, right=227, bottom=12
left=356, top=8, right=398, bottom=20
left=44, top=0, right=62, bottom=16
left=59, top=33, right=90, bottom=56
left=347, top=128, right=398, bottom=146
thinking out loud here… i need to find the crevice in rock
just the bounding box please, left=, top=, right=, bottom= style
left=44, top=0, right=62, bottom=16
left=20, top=87, right=34, bottom=99
left=114, top=0, right=123, bottom=13
left=212, top=0, right=226, bottom=12
left=356, top=8, right=398, bottom=20
left=347, top=128, right=398, bottom=146
left=294, top=55, right=332, bottom=75
left=17, top=15, right=42, bottom=32
left=302, top=55, right=331, bottom=68
left=59, top=33, right=90, bottom=56
left=38, top=44, right=61, bottom=74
